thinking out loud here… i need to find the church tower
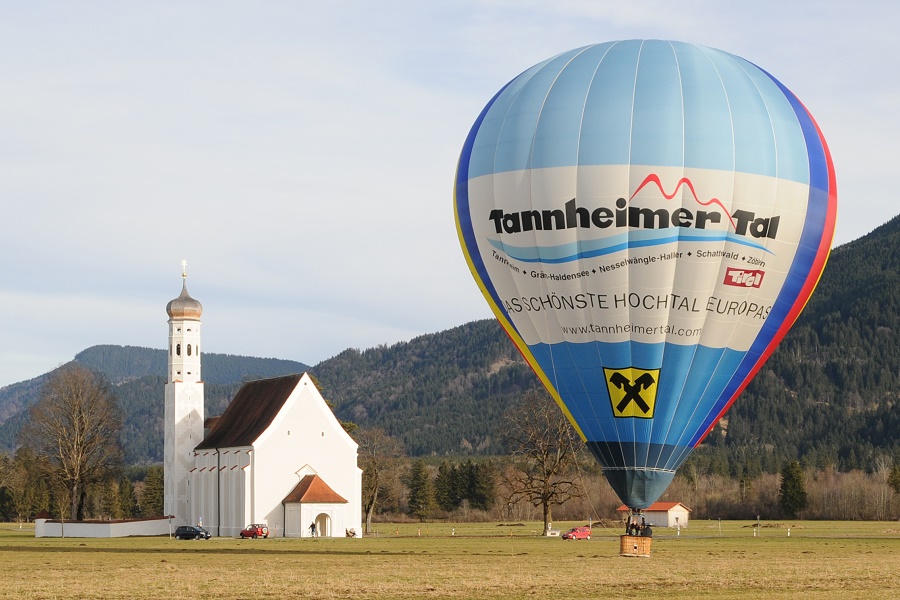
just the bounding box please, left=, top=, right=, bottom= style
left=164, top=261, right=205, bottom=525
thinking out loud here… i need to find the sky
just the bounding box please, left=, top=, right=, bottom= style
left=0, top=1, right=896, bottom=388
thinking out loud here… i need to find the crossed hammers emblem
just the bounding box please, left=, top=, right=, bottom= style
left=609, top=372, right=656, bottom=414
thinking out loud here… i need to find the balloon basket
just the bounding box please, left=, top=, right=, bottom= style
left=619, top=535, right=652, bottom=558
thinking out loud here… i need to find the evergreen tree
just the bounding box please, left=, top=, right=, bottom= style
left=406, top=459, right=434, bottom=520
left=779, top=461, right=808, bottom=518
left=98, top=479, right=119, bottom=518
left=468, top=460, right=496, bottom=511
left=434, top=461, right=459, bottom=512
left=888, top=465, right=900, bottom=494
left=139, top=466, right=164, bottom=518
left=118, top=477, right=138, bottom=518
left=6, top=448, right=46, bottom=521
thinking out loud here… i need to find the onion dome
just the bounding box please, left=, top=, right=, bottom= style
left=166, top=280, right=203, bottom=320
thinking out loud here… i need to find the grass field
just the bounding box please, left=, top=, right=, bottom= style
left=1, top=520, right=898, bottom=599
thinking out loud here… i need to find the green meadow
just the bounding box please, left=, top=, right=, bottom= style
left=1, top=521, right=898, bottom=599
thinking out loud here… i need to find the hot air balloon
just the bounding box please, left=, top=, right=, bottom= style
left=454, top=40, right=836, bottom=515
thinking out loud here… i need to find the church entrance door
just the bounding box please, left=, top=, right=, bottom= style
left=315, top=513, right=330, bottom=537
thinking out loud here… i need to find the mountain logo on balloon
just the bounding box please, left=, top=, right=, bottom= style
left=604, top=367, right=660, bottom=418
left=628, top=173, right=738, bottom=231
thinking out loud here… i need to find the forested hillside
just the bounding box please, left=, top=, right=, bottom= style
left=72, top=344, right=310, bottom=386
left=1, top=216, right=899, bottom=472
left=312, top=320, right=536, bottom=456
left=0, top=347, right=309, bottom=462
left=715, top=215, right=900, bottom=475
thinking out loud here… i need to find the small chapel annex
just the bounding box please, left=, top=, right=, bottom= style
left=164, top=267, right=362, bottom=538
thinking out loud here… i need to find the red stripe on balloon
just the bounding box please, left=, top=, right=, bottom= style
left=695, top=110, right=837, bottom=446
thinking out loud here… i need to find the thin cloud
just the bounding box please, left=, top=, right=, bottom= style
left=0, top=1, right=894, bottom=386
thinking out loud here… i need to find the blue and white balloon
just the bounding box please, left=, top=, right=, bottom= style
left=455, top=40, right=837, bottom=509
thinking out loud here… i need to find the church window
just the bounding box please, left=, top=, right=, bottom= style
left=176, top=343, right=181, bottom=356
left=187, top=344, right=192, bottom=356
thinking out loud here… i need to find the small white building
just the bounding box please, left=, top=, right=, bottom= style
left=617, top=502, right=691, bottom=528
left=165, top=269, right=362, bottom=538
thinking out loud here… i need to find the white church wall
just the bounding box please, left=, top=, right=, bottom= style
left=191, top=447, right=252, bottom=537
left=226, top=453, right=251, bottom=537
left=164, top=380, right=204, bottom=525
left=282, top=504, right=350, bottom=538
left=191, top=453, right=204, bottom=528
left=250, top=374, right=362, bottom=537
left=185, top=374, right=364, bottom=539
left=284, top=504, right=300, bottom=537
left=303, top=504, right=342, bottom=538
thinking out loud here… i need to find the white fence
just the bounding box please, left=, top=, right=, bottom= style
left=35, top=516, right=174, bottom=538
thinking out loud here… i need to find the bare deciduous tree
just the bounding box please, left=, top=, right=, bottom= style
left=19, top=367, right=123, bottom=520
left=502, top=388, right=583, bottom=535
left=354, top=427, right=405, bottom=534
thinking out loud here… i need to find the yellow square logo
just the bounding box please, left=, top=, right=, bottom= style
left=604, top=367, right=659, bottom=418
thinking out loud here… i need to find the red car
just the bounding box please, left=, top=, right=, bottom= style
left=561, top=526, right=591, bottom=540
left=240, top=524, right=269, bottom=539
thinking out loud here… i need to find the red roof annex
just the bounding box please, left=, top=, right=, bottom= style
left=283, top=474, right=348, bottom=504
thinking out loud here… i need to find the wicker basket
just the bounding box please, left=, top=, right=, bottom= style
left=619, top=534, right=652, bottom=557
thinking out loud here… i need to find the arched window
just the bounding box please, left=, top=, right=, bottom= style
left=176, top=343, right=181, bottom=356
left=187, top=344, right=192, bottom=356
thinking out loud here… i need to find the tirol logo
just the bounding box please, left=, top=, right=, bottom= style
left=487, top=173, right=780, bottom=240
left=604, top=367, right=659, bottom=419
left=724, top=267, right=765, bottom=288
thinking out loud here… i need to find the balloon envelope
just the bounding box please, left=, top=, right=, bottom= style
left=454, top=40, right=836, bottom=509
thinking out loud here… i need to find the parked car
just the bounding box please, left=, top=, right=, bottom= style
left=561, top=526, right=592, bottom=540
left=175, top=525, right=211, bottom=540
left=240, top=524, right=269, bottom=539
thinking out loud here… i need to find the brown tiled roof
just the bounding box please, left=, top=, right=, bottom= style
left=283, top=474, right=348, bottom=504
left=194, top=374, right=303, bottom=450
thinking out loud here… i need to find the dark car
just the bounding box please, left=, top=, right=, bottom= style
left=175, top=525, right=211, bottom=540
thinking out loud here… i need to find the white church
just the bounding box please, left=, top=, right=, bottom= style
left=164, top=268, right=362, bottom=538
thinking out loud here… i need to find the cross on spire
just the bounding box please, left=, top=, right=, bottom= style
left=181, top=259, right=188, bottom=279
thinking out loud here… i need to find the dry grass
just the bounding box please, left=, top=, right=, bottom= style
left=1, top=520, right=899, bottom=599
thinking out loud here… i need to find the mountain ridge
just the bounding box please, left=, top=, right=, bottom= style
left=2, top=216, right=899, bottom=472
